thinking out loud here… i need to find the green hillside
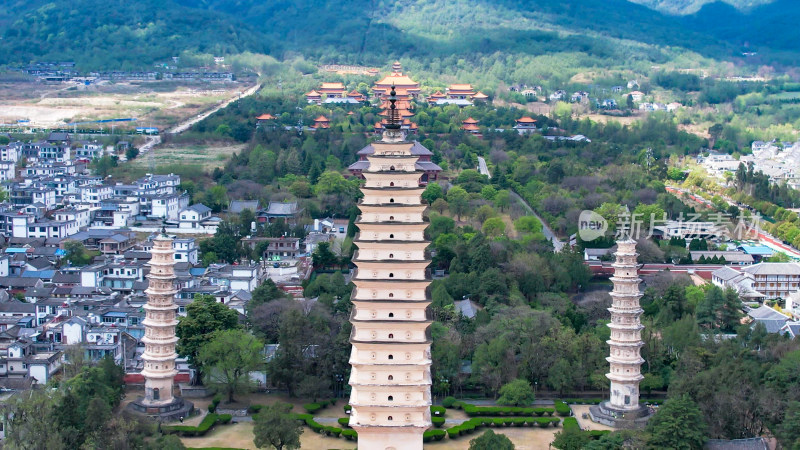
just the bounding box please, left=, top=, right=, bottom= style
left=1, top=0, right=799, bottom=69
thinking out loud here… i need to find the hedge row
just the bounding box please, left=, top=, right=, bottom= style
left=432, top=416, right=445, bottom=427
left=446, top=417, right=560, bottom=438
left=302, top=399, right=337, bottom=414
left=458, top=403, right=555, bottom=417
left=562, top=417, right=579, bottom=431
left=338, top=417, right=350, bottom=427
left=563, top=398, right=603, bottom=405
left=430, top=405, right=446, bottom=416
left=554, top=401, right=571, bottom=417
left=162, top=413, right=233, bottom=437
left=443, top=396, right=457, bottom=408
left=423, top=429, right=447, bottom=442
left=342, top=429, right=358, bottom=440
left=291, top=413, right=349, bottom=440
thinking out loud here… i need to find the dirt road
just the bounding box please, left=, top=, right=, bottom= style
left=167, top=82, right=261, bottom=134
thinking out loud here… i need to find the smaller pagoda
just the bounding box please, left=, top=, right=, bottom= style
left=126, top=233, right=193, bottom=421
left=312, top=115, right=331, bottom=129
left=461, top=118, right=480, bottom=135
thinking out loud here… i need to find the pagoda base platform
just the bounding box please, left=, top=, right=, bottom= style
left=589, top=401, right=652, bottom=429
left=125, top=396, right=194, bottom=422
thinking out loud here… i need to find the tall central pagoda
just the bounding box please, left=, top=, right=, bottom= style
left=348, top=87, right=432, bottom=450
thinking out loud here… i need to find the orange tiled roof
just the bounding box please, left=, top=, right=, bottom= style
left=320, top=82, right=345, bottom=89
left=305, top=90, right=321, bottom=97
left=516, top=116, right=537, bottom=123
left=256, top=114, right=275, bottom=120
left=473, top=92, right=489, bottom=99
left=461, top=124, right=480, bottom=131
left=449, top=83, right=474, bottom=91
left=314, top=115, right=329, bottom=122
left=463, top=117, right=479, bottom=124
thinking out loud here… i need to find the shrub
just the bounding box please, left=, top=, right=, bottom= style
left=306, top=417, right=324, bottom=433
left=447, top=426, right=461, bottom=438
left=303, top=403, right=323, bottom=414
left=442, top=396, right=457, bottom=408
left=589, top=430, right=611, bottom=439
left=430, top=405, right=446, bottom=416
left=555, top=400, right=571, bottom=417
left=208, top=403, right=216, bottom=413
left=342, top=429, right=358, bottom=440
left=432, top=416, right=445, bottom=427
left=428, top=429, right=446, bottom=441
left=161, top=413, right=231, bottom=437
left=247, top=404, right=263, bottom=414
left=328, top=398, right=337, bottom=406
left=493, top=418, right=505, bottom=427
left=338, top=417, right=350, bottom=427
left=212, top=394, right=222, bottom=406
left=563, top=417, right=580, bottom=431
left=343, top=404, right=352, bottom=413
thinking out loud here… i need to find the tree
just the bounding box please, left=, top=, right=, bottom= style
left=432, top=198, right=448, bottom=214
left=176, top=295, right=240, bottom=383
left=198, top=329, right=264, bottom=403
left=493, top=190, right=511, bottom=211
left=447, top=185, right=470, bottom=221
left=553, top=426, right=590, bottom=450
left=496, top=379, right=535, bottom=406
left=6, top=389, right=67, bottom=450
left=422, top=182, right=444, bottom=204
left=125, top=146, right=140, bottom=160
left=646, top=394, right=707, bottom=450
left=312, top=242, right=338, bottom=269
left=253, top=402, right=303, bottom=450
left=482, top=217, right=506, bottom=237
left=63, top=240, right=94, bottom=266
left=778, top=401, right=800, bottom=450
left=469, top=429, right=515, bottom=450
left=250, top=279, right=288, bottom=310
left=547, top=358, right=575, bottom=395
left=514, top=216, right=542, bottom=234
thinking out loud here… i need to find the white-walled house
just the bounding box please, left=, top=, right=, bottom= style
left=152, top=193, right=190, bottom=220
left=173, top=238, right=198, bottom=265
left=178, top=204, right=212, bottom=229
left=54, top=208, right=91, bottom=229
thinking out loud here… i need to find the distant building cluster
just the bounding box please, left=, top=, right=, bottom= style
left=700, top=140, right=800, bottom=190
left=19, top=61, right=235, bottom=84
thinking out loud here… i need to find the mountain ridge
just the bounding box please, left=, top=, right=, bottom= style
left=0, top=0, right=798, bottom=69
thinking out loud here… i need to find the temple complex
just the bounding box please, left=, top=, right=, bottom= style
left=318, top=82, right=347, bottom=98
left=372, top=62, right=421, bottom=99
left=590, top=238, right=651, bottom=429
left=126, top=233, right=193, bottom=421
left=347, top=87, right=433, bottom=450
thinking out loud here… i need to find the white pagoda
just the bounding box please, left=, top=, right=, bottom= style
left=590, top=238, right=651, bottom=428
left=127, top=233, right=193, bottom=420
left=348, top=87, right=432, bottom=450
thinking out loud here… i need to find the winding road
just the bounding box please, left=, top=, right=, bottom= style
left=167, top=82, right=261, bottom=135
left=477, top=157, right=565, bottom=251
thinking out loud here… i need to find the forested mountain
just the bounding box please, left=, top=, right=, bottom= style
left=629, top=0, right=773, bottom=14
left=1, top=0, right=799, bottom=69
